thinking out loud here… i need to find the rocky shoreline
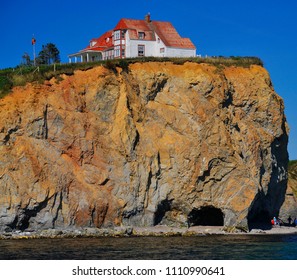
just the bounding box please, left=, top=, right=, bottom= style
left=1, top=225, right=297, bottom=240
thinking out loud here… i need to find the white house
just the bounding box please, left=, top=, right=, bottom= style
left=68, top=14, right=196, bottom=63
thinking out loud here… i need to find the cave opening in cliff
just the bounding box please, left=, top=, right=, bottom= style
left=154, top=199, right=172, bottom=225
left=247, top=190, right=274, bottom=230
left=187, top=206, right=224, bottom=226
left=247, top=209, right=272, bottom=230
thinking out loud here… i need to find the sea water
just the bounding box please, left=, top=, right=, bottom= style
left=0, top=234, right=297, bottom=260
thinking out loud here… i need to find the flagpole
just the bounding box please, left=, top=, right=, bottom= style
left=32, top=35, right=36, bottom=66
left=33, top=43, right=36, bottom=66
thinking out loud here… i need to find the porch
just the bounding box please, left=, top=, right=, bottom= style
left=68, top=50, right=103, bottom=63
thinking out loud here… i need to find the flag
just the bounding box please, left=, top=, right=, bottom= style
left=32, top=37, right=36, bottom=45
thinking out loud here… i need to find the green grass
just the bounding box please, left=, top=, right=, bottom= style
left=0, top=56, right=264, bottom=99
left=289, top=160, right=297, bottom=169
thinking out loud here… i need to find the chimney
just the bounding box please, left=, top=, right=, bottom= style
left=145, top=13, right=151, bottom=23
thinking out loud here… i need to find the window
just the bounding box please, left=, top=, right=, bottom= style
left=160, top=48, right=165, bottom=53
left=114, top=46, right=120, bottom=57
left=138, top=45, right=145, bottom=56
left=122, top=49, right=125, bottom=57
left=121, top=30, right=126, bottom=39
left=114, top=30, right=120, bottom=40
left=138, top=32, right=145, bottom=40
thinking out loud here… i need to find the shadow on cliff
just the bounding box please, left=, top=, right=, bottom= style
left=247, top=132, right=288, bottom=231
left=247, top=190, right=273, bottom=230
left=7, top=198, right=50, bottom=231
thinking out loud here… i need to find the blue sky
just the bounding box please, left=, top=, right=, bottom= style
left=1, top=0, right=296, bottom=159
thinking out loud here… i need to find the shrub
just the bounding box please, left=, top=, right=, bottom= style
left=118, top=59, right=129, bottom=72
left=104, top=60, right=117, bottom=73
left=0, top=75, right=13, bottom=98
left=289, top=160, right=297, bottom=169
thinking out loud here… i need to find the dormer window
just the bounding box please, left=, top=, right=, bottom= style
left=138, top=32, right=145, bottom=40
left=90, top=41, right=96, bottom=47
left=114, top=30, right=121, bottom=40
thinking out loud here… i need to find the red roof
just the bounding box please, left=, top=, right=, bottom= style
left=150, top=21, right=195, bottom=49
left=115, top=18, right=152, bottom=31
left=114, top=18, right=195, bottom=49
left=80, top=17, right=195, bottom=53
left=82, top=30, right=113, bottom=51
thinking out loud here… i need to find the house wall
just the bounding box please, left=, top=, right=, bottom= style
left=125, top=32, right=196, bottom=58
left=155, top=36, right=167, bottom=57
left=166, top=47, right=196, bottom=57
left=128, top=40, right=157, bottom=57
left=125, top=32, right=157, bottom=57
left=103, top=49, right=114, bottom=60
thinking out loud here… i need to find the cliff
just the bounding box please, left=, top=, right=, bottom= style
left=0, top=62, right=289, bottom=232
left=279, top=162, right=297, bottom=220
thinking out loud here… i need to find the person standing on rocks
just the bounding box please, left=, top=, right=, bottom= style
left=288, top=216, right=292, bottom=226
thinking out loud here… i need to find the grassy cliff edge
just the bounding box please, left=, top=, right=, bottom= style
left=0, top=56, right=263, bottom=99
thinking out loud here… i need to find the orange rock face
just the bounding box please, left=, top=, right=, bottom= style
left=0, top=62, right=289, bottom=231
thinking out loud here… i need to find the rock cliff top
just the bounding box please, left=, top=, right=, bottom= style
left=0, top=62, right=289, bottom=232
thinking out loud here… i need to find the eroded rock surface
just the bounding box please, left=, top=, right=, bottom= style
left=0, top=62, right=289, bottom=231
left=279, top=162, right=297, bottom=221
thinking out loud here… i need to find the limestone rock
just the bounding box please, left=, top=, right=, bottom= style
left=0, top=62, right=289, bottom=231
left=279, top=162, right=297, bottom=221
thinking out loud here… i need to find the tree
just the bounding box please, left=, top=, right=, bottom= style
left=21, top=52, right=32, bottom=66
left=36, top=43, right=60, bottom=65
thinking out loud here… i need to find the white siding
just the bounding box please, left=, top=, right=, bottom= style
left=166, top=47, right=196, bottom=57
left=155, top=36, right=167, bottom=57
left=125, top=31, right=196, bottom=58
left=125, top=32, right=132, bottom=57
left=129, top=40, right=156, bottom=57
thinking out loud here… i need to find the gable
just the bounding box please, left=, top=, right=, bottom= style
left=115, top=19, right=155, bottom=41
left=83, top=30, right=113, bottom=51
left=151, top=21, right=196, bottom=49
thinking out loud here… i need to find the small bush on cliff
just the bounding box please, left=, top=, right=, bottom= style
left=289, top=160, right=297, bottom=169
left=118, top=59, right=129, bottom=72
left=105, top=60, right=117, bottom=73
left=0, top=75, right=13, bottom=98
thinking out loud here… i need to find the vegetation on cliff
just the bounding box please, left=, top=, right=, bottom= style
left=21, top=43, right=60, bottom=66
left=0, top=56, right=263, bottom=99
left=289, top=160, right=297, bottom=169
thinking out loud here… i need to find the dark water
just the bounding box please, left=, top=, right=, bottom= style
left=0, top=234, right=297, bottom=260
